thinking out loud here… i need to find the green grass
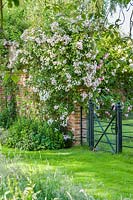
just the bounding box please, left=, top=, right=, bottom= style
left=1, top=145, right=133, bottom=200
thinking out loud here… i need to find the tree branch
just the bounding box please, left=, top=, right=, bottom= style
left=130, top=9, right=133, bottom=37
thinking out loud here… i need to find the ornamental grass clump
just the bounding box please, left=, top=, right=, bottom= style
left=32, top=170, right=93, bottom=200
left=0, top=154, right=94, bottom=200
left=0, top=154, right=40, bottom=199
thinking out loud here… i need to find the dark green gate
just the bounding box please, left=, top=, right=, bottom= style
left=122, top=111, right=133, bottom=152
left=89, top=100, right=123, bottom=153
left=80, top=100, right=122, bottom=153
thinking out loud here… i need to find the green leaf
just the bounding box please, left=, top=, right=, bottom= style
left=7, top=0, right=19, bottom=7
left=3, top=73, right=10, bottom=83
left=11, top=74, right=19, bottom=83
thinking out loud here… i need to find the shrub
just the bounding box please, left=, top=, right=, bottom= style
left=3, top=117, right=73, bottom=150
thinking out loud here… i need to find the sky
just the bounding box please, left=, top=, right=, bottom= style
left=108, top=3, right=133, bottom=38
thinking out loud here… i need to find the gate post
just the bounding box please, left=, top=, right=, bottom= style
left=80, top=106, right=83, bottom=145
left=88, top=99, right=94, bottom=150
left=116, top=102, right=122, bottom=153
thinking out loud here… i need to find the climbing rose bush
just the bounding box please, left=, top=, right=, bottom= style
left=17, top=18, right=109, bottom=125
left=16, top=11, right=133, bottom=124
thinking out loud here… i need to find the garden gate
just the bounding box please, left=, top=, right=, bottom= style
left=80, top=100, right=133, bottom=153
left=122, top=112, right=133, bottom=152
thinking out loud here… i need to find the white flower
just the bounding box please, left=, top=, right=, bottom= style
left=86, top=52, right=91, bottom=58
left=63, top=35, right=71, bottom=45
left=105, top=88, right=110, bottom=92
left=66, top=73, right=71, bottom=80
left=54, top=105, right=59, bottom=110
left=75, top=69, right=81, bottom=75
left=32, top=87, right=38, bottom=93
left=76, top=15, right=82, bottom=20
left=103, top=53, right=109, bottom=59
left=63, top=134, right=71, bottom=141
left=35, top=37, right=42, bottom=45
left=111, top=70, right=116, bottom=76
left=122, top=69, right=127, bottom=73
left=21, top=29, right=35, bottom=41
left=118, top=49, right=122, bottom=54
left=84, top=20, right=90, bottom=27
left=105, top=111, right=110, bottom=116
left=128, top=106, right=132, bottom=112
left=7, top=63, right=13, bottom=69
left=47, top=119, right=54, bottom=125
left=82, top=76, right=93, bottom=87
left=23, top=69, right=27, bottom=73
left=50, top=22, right=59, bottom=32
left=81, top=91, right=88, bottom=101
left=50, top=78, right=57, bottom=85
left=124, top=113, right=128, bottom=118
left=129, top=63, right=133, bottom=69
left=129, top=59, right=132, bottom=63
left=39, top=91, right=50, bottom=101
left=76, top=40, right=83, bottom=50
left=60, top=115, right=65, bottom=120
left=63, top=60, right=67, bottom=64
left=61, top=121, right=67, bottom=127
left=120, top=57, right=126, bottom=61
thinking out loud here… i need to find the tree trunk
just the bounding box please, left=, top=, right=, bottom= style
left=0, top=0, right=3, bottom=32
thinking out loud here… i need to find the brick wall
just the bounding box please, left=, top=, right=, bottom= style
left=67, top=105, right=87, bottom=145
left=17, top=74, right=35, bottom=117
left=0, top=86, right=6, bottom=111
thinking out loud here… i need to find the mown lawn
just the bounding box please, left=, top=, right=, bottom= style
left=1, top=145, right=133, bottom=200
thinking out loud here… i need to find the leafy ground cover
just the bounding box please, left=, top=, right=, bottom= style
left=1, top=146, right=133, bottom=200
